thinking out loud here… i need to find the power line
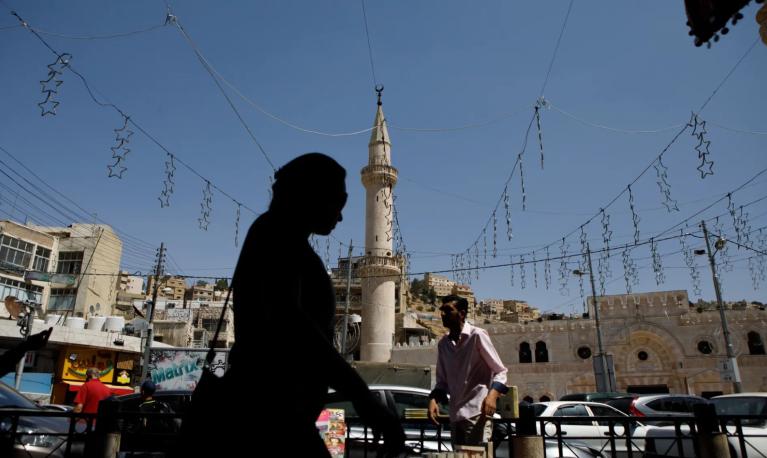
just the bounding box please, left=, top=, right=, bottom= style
left=34, top=23, right=168, bottom=40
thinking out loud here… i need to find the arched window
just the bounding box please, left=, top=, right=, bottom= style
left=535, top=341, right=549, bottom=363
left=519, top=342, right=532, bottom=363
left=748, top=331, right=766, bottom=355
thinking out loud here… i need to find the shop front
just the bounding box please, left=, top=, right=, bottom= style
left=51, top=346, right=140, bottom=404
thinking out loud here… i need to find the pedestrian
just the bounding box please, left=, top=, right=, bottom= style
left=138, top=380, right=176, bottom=433
left=428, top=294, right=509, bottom=449
left=184, top=153, right=405, bottom=457
left=73, top=367, right=112, bottom=415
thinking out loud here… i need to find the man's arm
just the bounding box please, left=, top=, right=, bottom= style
left=0, top=328, right=52, bottom=378
left=477, top=331, right=509, bottom=416
left=72, top=383, right=86, bottom=413
left=428, top=342, right=448, bottom=425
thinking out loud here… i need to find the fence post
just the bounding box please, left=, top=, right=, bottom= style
left=512, top=403, right=543, bottom=458
left=693, top=403, right=730, bottom=458
left=88, top=397, right=121, bottom=458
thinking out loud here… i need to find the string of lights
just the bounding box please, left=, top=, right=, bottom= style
left=8, top=8, right=259, bottom=249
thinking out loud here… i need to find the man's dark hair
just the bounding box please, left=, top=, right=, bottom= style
left=442, top=295, right=469, bottom=313
left=270, top=153, right=346, bottom=210
left=141, top=380, right=157, bottom=396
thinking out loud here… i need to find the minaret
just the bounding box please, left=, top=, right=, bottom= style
left=359, top=87, right=400, bottom=362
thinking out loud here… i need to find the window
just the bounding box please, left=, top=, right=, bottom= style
left=589, top=405, right=625, bottom=426
left=535, top=341, right=549, bottom=363
left=0, top=276, right=43, bottom=303
left=539, top=395, right=551, bottom=402
left=697, top=340, right=713, bottom=354
left=554, top=404, right=592, bottom=425
left=519, top=342, right=532, bottom=363
left=49, top=288, right=77, bottom=311
left=577, top=346, right=592, bottom=359
left=33, top=247, right=51, bottom=272
left=56, top=251, right=83, bottom=274
left=637, top=351, right=649, bottom=361
left=747, top=331, right=766, bottom=355
left=0, top=235, right=34, bottom=270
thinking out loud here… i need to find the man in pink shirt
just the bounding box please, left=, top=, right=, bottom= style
left=73, top=368, right=112, bottom=415
left=428, top=295, right=509, bottom=448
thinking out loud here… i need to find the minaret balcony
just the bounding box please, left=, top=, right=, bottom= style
left=357, top=255, right=402, bottom=277
left=361, top=164, right=398, bottom=187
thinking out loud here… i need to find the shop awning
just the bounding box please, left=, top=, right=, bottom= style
left=60, top=380, right=134, bottom=396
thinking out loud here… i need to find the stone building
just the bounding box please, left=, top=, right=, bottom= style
left=424, top=273, right=454, bottom=298
left=31, top=223, right=122, bottom=318
left=392, top=290, right=767, bottom=400
left=146, top=275, right=186, bottom=301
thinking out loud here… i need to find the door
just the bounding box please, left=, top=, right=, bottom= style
left=588, top=404, right=645, bottom=456
left=548, top=404, right=602, bottom=450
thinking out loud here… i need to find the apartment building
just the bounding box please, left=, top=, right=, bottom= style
left=0, top=221, right=57, bottom=315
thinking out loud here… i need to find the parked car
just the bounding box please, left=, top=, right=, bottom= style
left=326, top=385, right=603, bottom=458
left=644, top=392, right=767, bottom=458
left=560, top=392, right=637, bottom=404
left=625, top=394, right=709, bottom=424
left=0, top=381, right=84, bottom=457
left=533, top=401, right=653, bottom=457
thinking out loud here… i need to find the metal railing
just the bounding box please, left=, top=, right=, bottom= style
left=2, top=407, right=766, bottom=457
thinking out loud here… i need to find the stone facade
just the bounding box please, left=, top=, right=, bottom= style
left=391, top=290, right=767, bottom=400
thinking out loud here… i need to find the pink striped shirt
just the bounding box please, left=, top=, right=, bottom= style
left=434, top=322, right=508, bottom=422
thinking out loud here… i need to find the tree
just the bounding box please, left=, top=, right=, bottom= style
left=215, top=278, right=229, bottom=291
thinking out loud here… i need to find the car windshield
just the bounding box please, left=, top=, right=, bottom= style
left=713, top=397, right=767, bottom=422
left=0, top=381, right=39, bottom=409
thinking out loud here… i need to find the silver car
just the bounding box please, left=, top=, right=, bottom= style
left=626, top=394, right=709, bottom=422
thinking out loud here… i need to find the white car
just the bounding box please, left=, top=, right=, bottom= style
left=644, top=392, right=767, bottom=457
left=533, top=401, right=653, bottom=457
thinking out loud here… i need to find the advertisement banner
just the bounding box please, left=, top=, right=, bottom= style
left=147, top=348, right=229, bottom=391
left=60, top=348, right=115, bottom=383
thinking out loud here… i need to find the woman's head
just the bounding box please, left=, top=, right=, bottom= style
left=270, top=153, right=347, bottom=235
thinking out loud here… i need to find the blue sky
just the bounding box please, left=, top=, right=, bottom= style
left=0, top=1, right=765, bottom=315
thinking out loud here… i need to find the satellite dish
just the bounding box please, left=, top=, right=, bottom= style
left=4, top=296, right=21, bottom=319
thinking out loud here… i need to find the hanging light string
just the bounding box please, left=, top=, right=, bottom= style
left=170, top=14, right=275, bottom=171
left=8, top=8, right=262, bottom=247
left=486, top=36, right=760, bottom=272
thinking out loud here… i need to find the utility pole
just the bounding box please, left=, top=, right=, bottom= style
left=575, top=243, right=615, bottom=392
left=340, top=241, right=353, bottom=360
left=141, top=242, right=165, bottom=383
left=700, top=220, right=742, bottom=393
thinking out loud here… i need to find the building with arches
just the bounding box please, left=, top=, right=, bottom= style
left=391, top=290, right=767, bottom=401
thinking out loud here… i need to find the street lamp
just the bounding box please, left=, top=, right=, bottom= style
left=573, top=242, right=616, bottom=393
left=697, top=220, right=742, bottom=393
